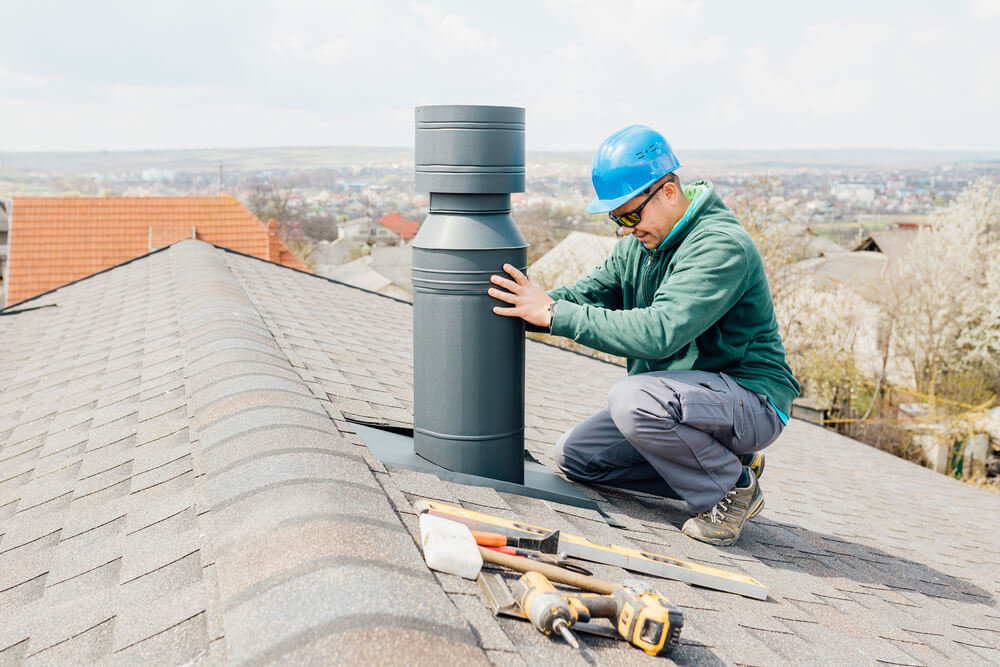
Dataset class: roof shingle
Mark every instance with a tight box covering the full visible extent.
[1,239,998,665]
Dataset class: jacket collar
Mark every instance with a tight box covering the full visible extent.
[652,180,714,253]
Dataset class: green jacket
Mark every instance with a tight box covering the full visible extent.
[547,181,800,415]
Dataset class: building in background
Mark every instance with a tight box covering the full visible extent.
[338,212,418,248]
[4,195,309,306]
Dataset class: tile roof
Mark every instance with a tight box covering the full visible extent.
[376,212,419,240]
[5,196,309,306]
[852,229,919,261]
[1,239,998,665]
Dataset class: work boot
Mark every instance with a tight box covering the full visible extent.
[681,468,763,547]
[739,452,765,480]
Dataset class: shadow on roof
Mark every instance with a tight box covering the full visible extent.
[591,487,994,605]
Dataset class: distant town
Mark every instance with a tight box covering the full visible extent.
[2,148,997,243]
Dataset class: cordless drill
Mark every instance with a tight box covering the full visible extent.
[512,572,683,655]
[564,580,684,655]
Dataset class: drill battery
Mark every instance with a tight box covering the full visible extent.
[609,579,684,655]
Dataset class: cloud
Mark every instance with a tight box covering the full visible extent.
[968,0,1000,20]
[0,1,994,151]
[686,16,997,150]
[409,2,498,56]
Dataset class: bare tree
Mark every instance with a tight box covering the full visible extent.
[245,177,296,223]
[727,174,810,311]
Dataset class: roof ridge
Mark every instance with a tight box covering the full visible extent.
[165,240,473,663]
[215,244,413,305]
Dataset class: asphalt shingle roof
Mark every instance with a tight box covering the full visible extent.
[1,239,998,665]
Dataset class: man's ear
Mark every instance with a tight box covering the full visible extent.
[664,178,679,199]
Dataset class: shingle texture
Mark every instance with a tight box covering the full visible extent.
[1,239,998,665]
[6,196,310,306]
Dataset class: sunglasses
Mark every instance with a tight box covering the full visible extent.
[608,182,665,227]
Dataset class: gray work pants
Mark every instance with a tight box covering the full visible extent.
[554,371,784,513]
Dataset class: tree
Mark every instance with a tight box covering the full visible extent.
[727,174,812,312]
[728,175,871,404]
[880,178,1000,405]
[245,177,296,224]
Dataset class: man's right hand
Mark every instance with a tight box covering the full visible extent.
[489,264,555,329]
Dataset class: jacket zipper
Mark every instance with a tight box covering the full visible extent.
[640,250,654,307]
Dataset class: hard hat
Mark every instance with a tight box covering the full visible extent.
[584,125,681,214]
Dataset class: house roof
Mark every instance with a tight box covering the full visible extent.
[528,231,619,290]
[799,232,847,258]
[796,251,888,297]
[1,239,998,665]
[320,254,412,301]
[376,213,419,240]
[5,195,309,306]
[852,229,918,261]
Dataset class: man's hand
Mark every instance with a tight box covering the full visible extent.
[489,263,555,328]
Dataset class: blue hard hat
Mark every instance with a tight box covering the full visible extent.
[584,125,681,214]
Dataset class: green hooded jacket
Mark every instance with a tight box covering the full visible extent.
[547,181,800,416]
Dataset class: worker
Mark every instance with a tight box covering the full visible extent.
[489,125,800,546]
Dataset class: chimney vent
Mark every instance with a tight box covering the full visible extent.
[411,105,527,483]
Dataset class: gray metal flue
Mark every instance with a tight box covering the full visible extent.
[411,105,527,484]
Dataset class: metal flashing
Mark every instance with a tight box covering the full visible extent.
[349,420,625,528]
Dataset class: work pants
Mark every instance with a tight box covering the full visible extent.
[554,371,784,513]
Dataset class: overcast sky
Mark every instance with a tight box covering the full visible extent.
[1,0,998,152]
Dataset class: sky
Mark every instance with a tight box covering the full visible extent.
[1,0,998,153]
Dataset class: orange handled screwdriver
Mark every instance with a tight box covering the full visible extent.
[470,529,560,554]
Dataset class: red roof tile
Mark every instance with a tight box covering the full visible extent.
[6,195,310,304]
[376,212,419,240]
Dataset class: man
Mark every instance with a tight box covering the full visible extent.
[489,125,799,546]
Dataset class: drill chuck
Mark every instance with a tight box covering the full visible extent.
[512,572,581,648]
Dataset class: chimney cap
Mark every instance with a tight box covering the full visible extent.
[415,105,525,194]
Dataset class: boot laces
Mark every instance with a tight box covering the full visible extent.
[707,490,746,524]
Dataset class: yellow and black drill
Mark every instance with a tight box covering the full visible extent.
[582,579,684,656]
[511,571,584,648]
[511,571,683,655]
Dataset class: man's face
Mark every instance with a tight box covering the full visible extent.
[611,179,683,250]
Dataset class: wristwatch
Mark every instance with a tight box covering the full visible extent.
[546,301,557,332]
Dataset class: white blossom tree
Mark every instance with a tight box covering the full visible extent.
[880,178,1000,404]
[773,278,875,407]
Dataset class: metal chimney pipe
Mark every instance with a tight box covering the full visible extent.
[411,105,527,484]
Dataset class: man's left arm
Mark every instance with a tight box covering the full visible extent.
[550,236,749,359]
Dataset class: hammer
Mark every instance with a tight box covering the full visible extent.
[420,512,615,593]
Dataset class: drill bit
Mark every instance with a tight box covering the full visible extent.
[552,618,579,649]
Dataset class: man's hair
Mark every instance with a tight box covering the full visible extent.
[643,172,679,194]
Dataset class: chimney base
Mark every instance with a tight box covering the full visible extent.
[349,420,625,528]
